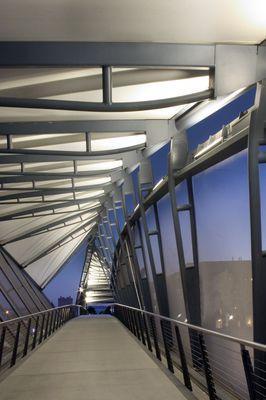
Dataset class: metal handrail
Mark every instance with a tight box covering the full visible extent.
[113,303,263,400]
[113,303,265,352]
[0,304,82,326]
[0,304,87,373]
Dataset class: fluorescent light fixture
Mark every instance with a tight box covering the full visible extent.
[113,76,209,102]
[91,134,146,152]
[78,159,123,171]
[75,176,111,187]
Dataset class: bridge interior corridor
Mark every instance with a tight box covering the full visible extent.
[0,316,189,400]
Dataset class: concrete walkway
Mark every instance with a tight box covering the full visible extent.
[0,316,188,400]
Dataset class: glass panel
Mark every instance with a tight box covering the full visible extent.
[179,210,194,267]
[150,142,170,185]
[145,207,156,232]
[193,150,252,338]
[150,235,162,274]
[157,194,187,320]
[175,180,189,206]
[187,86,256,151]
[259,161,266,250]
[124,194,135,217]
[115,206,125,232]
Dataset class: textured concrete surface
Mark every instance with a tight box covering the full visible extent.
[0,316,188,400]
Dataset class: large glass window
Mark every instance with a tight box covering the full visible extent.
[150,142,170,185]
[193,150,252,339]
[187,87,256,151]
[157,193,186,320]
[175,181,194,267]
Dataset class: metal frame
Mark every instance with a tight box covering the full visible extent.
[0,42,264,96]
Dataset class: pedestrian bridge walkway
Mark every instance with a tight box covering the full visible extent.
[0,316,188,400]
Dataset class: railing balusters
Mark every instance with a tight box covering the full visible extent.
[143,314,152,352]
[150,316,161,361]
[175,325,192,391]
[198,333,217,400]
[44,312,50,339]
[137,312,146,346]
[160,319,174,373]
[32,316,39,350]
[241,344,256,400]
[23,318,31,357]
[38,314,46,344]
[10,322,21,367]
[133,311,141,341]
[0,326,6,367]
[0,305,80,375]
[129,310,136,336]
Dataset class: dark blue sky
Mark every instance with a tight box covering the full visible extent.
[44,240,87,305]
[43,87,256,304]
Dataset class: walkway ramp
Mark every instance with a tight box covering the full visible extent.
[0,316,188,400]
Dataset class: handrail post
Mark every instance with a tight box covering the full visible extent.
[0,326,6,367]
[129,310,136,336]
[38,314,45,344]
[49,311,55,336]
[175,325,192,390]
[52,310,57,332]
[137,312,146,346]
[10,322,21,367]
[44,312,50,339]
[160,319,174,373]
[143,314,152,352]
[198,333,217,400]
[32,316,39,350]
[23,318,31,357]
[133,311,141,341]
[150,315,161,361]
[241,344,256,400]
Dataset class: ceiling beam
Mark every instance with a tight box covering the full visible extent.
[0,42,215,67]
[22,220,97,267]
[0,68,207,98]
[0,89,212,112]
[0,198,102,221]
[41,234,96,289]
[2,208,100,245]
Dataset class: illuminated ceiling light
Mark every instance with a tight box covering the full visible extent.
[113,76,210,102]
[75,176,111,186]
[78,159,123,171]
[90,134,146,152]
[228,314,234,321]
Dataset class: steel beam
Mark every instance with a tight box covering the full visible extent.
[22,220,97,267]
[2,209,100,245]
[0,89,212,112]
[0,119,166,135]
[0,198,102,221]
[0,42,215,67]
[0,68,207,99]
